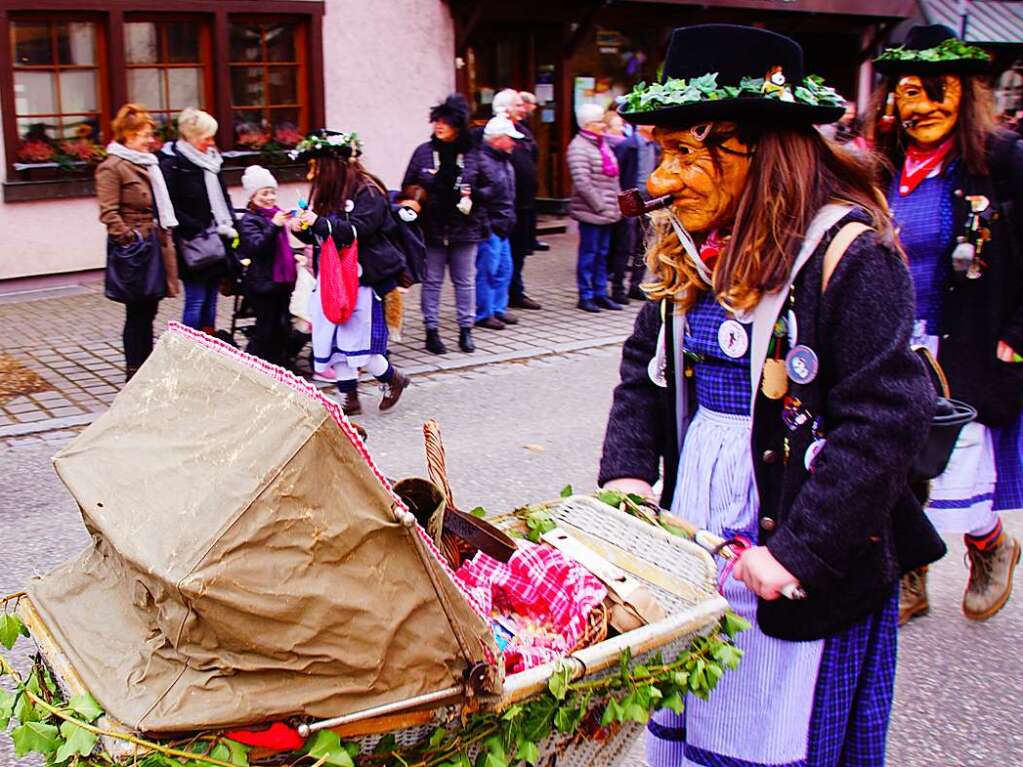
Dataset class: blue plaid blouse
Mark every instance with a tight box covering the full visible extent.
[684,290,752,416]
[887,162,959,335]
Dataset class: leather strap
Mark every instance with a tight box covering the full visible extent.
[822,221,871,292]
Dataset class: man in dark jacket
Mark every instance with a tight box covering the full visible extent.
[475,115,521,330]
[610,124,659,302]
[506,91,544,311]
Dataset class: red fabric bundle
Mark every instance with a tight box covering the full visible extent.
[319,234,359,325]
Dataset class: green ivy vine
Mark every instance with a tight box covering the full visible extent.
[0,593,747,767]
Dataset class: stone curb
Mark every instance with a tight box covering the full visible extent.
[2,335,629,441]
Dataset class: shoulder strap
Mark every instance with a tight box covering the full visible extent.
[821,221,871,293]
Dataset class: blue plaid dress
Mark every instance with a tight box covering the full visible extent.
[647,290,898,767]
[888,167,1023,518]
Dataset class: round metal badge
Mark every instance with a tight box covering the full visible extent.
[805,438,827,471]
[718,319,749,359]
[785,345,819,384]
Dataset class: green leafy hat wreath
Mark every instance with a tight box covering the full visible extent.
[874,24,992,76]
[618,24,845,128]
[289,129,363,162]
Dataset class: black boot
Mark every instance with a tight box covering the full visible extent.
[459,327,475,353]
[425,328,447,355]
[125,365,139,383]
[341,390,362,416]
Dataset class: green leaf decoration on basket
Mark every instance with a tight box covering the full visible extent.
[11,721,60,757]
[0,613,27,650]
[876,37,991,64]
[306,730,356,767]
[68,692,103,723]
[621,71,843,114]
[55,719,99,762]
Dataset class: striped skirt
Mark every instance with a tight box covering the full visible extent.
[648,407,898,767]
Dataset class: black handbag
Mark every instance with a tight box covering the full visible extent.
[910,346,977,482]
[180,225,227,271]
[104,229,166,304]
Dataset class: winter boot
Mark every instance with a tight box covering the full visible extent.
[963,534,1021,621]
[425,328,447,355]
[899,567,929,626]
[379,369,410,412]
[459,327,475,353]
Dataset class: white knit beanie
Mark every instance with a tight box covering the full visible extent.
[242,165,278,199]
[575,103,606,130]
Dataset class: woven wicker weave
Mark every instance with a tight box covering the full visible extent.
[341,495,727,767]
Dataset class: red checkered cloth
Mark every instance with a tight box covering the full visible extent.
[455,545,608,673]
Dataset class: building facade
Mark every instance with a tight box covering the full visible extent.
[2,0,1019,283]
[0,0,454,281]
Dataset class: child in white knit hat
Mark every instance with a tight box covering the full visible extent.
[237,165,297,366]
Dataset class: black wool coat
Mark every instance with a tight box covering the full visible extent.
[294,185,406,290]
[478,144,517,239]
[599,209,947,641]
[158,141,236,281]
[401,138,493,246]
[237,210,294,296]
[509,121,539,210]
[907,130,1023,426]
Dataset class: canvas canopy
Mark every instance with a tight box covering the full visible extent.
[28,324,500,733]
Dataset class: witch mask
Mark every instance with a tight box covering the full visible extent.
[895,74,962,147]
[647,121,754,234]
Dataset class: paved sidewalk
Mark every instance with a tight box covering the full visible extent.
[0,229,644,442]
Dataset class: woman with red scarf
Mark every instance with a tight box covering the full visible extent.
[872,24,1023,624]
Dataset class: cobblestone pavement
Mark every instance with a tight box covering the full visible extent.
[0,227,643,444]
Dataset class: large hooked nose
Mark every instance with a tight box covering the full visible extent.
[646,158,686,200]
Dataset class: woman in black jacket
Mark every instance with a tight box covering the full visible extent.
[159,108,237,333]
[237,165,295,366]
[601,25,944,767]
[402,94,492,355]
[290,130,408,415]
[871,24,1023,624]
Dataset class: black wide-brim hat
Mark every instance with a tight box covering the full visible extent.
[874,24,992,76]
[619,24,845,128]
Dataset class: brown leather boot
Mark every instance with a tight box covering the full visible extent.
[963,535,1021,621]
[379,369,409,412]
[899,567,929,626]
[341,390,362,416]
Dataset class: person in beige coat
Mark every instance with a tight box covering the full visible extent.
[95,103,179,380]
[566,103,622,312]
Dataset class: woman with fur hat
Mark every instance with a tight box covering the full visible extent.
[871,25,1023,625]
[290,131,409,415]
[237,165,296,366]
[599,24,944,766]
[402,94,492,355]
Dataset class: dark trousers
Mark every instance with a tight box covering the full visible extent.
[246,291,292,366]
[123,299,159,370]
[608,217,646,295]
[509,208,536,301]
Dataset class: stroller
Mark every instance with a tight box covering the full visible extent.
[218,214,312,370]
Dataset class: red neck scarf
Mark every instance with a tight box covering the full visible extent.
[699,230,730,271]
[898,137,955,197]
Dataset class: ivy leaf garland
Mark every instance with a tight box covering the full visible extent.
[876,37,991,64]
[621,71,843,113]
